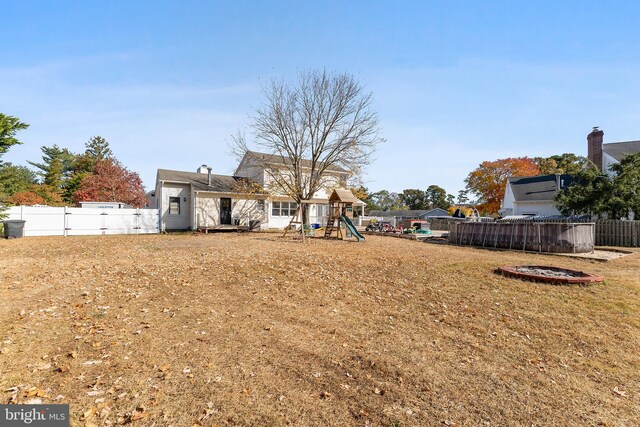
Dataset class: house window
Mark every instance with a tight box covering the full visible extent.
[257,200,265,211]
[169,197,181,215]
[317,204,329,217]
[272,201,298,216]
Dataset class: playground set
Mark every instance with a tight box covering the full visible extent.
[282,189,365,242]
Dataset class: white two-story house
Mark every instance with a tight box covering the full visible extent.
[234,151,364,228]
[152,151,363,231]
[587,127,640,175]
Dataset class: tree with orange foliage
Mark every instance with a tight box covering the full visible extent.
[72,158,148,208]
[6,191,45,206]
[464,157,540,214]
[6,184,64,206]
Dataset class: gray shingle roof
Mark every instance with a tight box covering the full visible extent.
[603,141,640,161]
[419,208,451,217]
[368,209,430,217]
[157,169,262,193]
[369,208,452,217]
[508,174,574,202]
[245,151,348,173]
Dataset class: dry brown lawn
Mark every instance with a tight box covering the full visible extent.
[0,233,639,426]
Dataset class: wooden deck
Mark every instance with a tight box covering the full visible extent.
[198,225,251,233]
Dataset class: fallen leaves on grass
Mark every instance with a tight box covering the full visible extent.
[25,387,49,398]
[613,387,627,397]
[130,407,149,422]
[1,233,639,426]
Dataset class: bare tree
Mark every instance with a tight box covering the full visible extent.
[232,70,383,223]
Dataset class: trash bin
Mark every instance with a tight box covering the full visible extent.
[3,220,26,238]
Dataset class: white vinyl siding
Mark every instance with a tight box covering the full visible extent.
[160,183,191,230]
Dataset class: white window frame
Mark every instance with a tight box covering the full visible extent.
[169,196,181,215]
[272,201,298,217]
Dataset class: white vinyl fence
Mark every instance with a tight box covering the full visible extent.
[5,206,159,237]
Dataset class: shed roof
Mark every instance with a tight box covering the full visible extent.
[157,169,264,194]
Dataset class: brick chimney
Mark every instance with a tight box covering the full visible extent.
[587,127,604,171]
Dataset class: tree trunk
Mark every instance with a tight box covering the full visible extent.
[301,203,309,226]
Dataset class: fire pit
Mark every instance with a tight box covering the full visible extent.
[497,265,604,285]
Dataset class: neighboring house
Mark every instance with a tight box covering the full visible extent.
[419,208,451,218]
[368,209,430,219]
[234,151,363,228]
[501,174,573,217]
[367,208,451,227]
[588,127,640,175]
[155,165,267,231]
[368,208,450,219]
[369,208,451,219]
[499,127,639,219]
[154,152,363,231]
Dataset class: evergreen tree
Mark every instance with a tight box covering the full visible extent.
[0,163,37,201]
[425,185,451,210]
[72,136,114,175]
[555,154,640,219]
[0,114,29,165]
[370,190,407,211]
[0,114,29,218]
[28,145,75,185]
[535,153,590,175]
[610,153,640,218]
[62,172,89,205]
[62,136,114,204]
[400,189,427,210]
[555,167,613,217]
[457,189,469,204]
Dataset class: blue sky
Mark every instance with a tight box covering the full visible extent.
[2,1,640,196]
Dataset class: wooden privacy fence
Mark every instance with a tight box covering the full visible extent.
[497,218,640,248]
[448,222,595,253]
[428,217,465,231]
[595,220,640,247]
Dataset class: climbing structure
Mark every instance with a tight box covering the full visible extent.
[324,189,365,242]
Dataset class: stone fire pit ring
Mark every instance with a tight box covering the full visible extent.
[497,265,604,285]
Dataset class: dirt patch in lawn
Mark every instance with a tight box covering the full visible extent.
[0,233,639,426]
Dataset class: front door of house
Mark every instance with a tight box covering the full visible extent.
[220,198,232,225]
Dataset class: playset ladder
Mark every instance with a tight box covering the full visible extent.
[324,209,336,238]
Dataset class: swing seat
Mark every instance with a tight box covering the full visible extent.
[303,224,315,237]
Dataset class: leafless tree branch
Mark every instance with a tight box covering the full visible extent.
[232,70,383,209]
